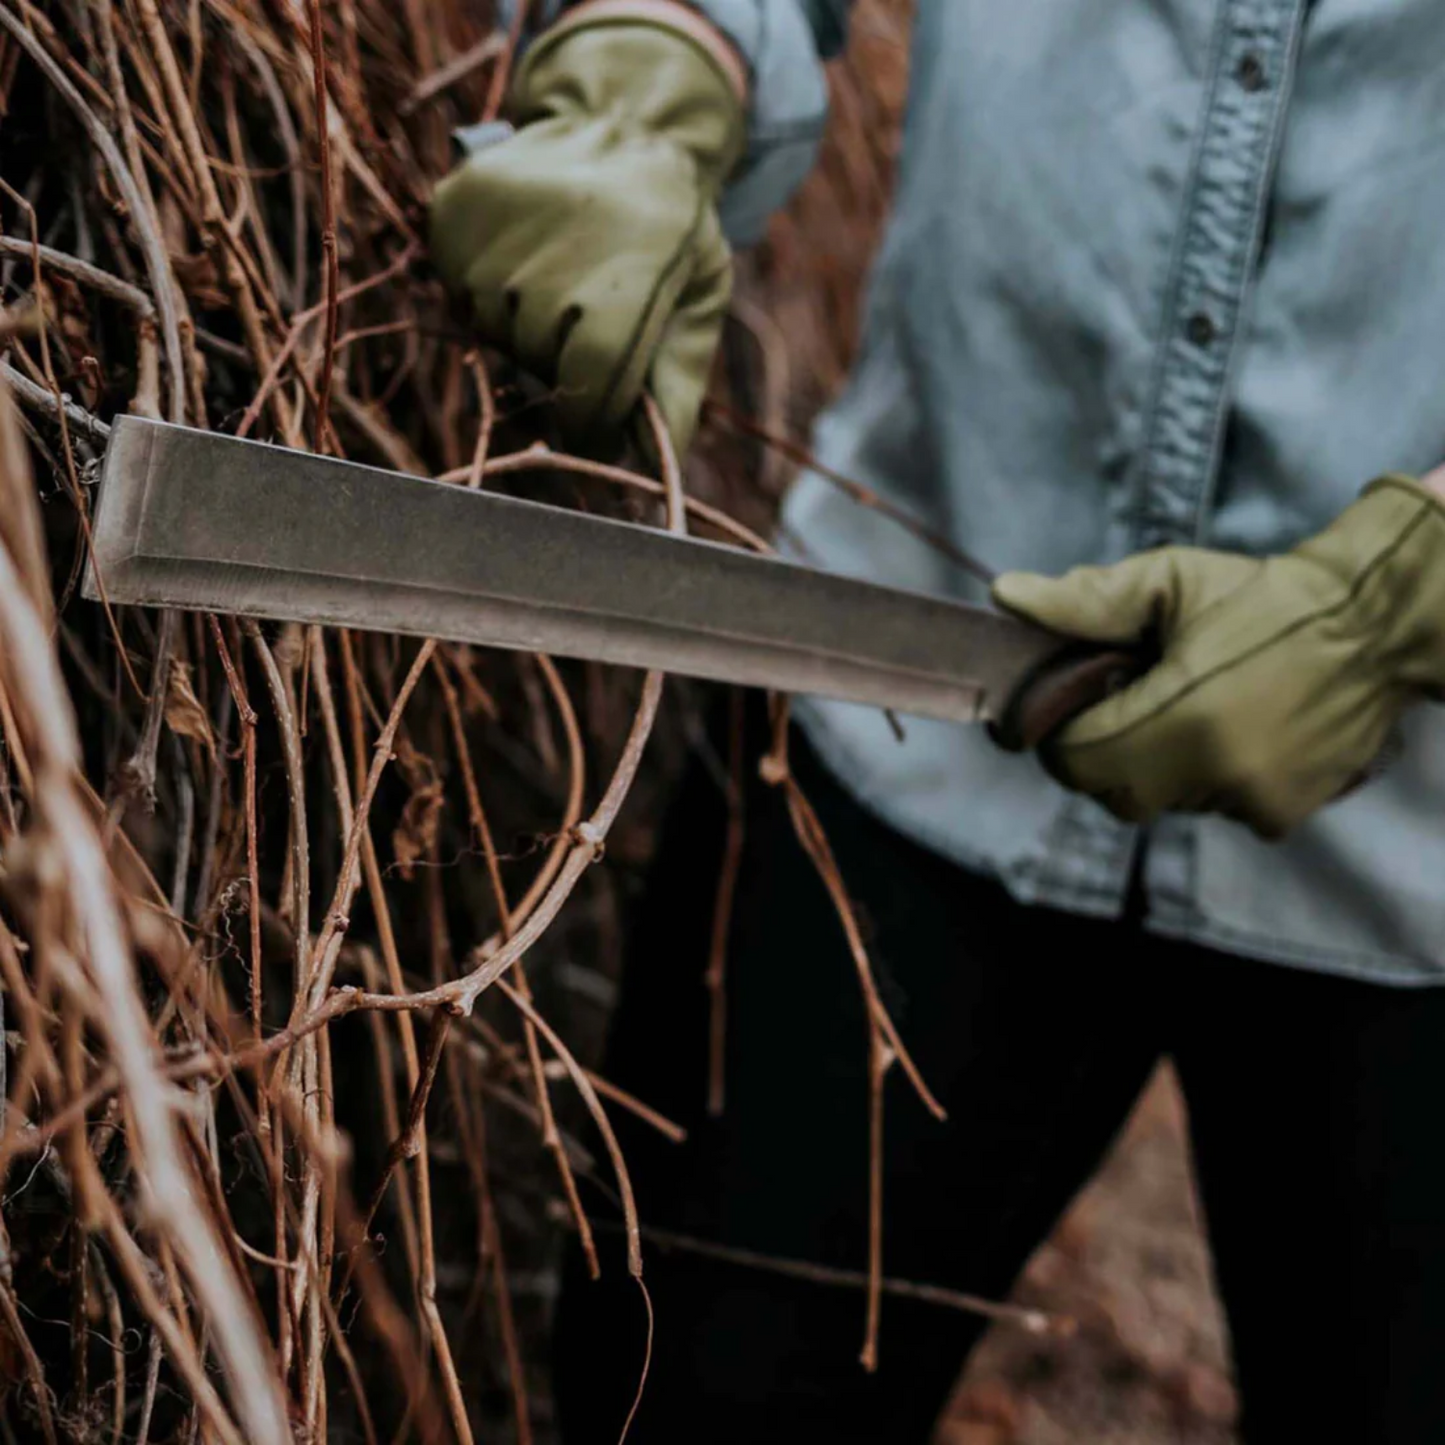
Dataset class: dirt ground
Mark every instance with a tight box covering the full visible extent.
[940,1065,1241,1445]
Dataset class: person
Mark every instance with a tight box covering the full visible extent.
[429,2,1445,1439]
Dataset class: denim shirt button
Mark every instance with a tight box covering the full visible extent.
[1186,311,1217,347]
[1237,52,1268,92]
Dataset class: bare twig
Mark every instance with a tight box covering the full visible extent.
[704,400,996,583]
[0,359,111,441]
[305,0,339,448]
[0,235,155,316]
[0,0,185,420]
[607,1221,1065,1334]
[0,408,287,1443]
[705,688,745,1117]
[0,1265,59,1445]
[400,32,505,116]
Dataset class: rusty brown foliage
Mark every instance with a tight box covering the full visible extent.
[0,0,984,1440]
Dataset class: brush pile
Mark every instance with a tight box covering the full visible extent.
[0,0,911,1441]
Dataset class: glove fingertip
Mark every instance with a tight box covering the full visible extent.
[991,570,1061,622]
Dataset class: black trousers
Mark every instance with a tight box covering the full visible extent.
[553,715,1445,1443]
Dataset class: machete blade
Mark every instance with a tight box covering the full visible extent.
[84,416,1064,727]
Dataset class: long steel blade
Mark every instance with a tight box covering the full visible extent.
[85,417,1063,725]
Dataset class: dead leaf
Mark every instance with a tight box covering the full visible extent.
[165,660,216,758]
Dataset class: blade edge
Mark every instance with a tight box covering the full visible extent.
[93,552,991,723]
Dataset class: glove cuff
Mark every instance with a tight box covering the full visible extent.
[1361,471,1445,519]
[1346,474,1445,693]
[545,1,749,104]
[512,5,748,194]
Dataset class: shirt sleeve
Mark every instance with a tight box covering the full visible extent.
[687,1,850,245]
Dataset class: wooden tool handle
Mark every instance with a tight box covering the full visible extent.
[989,642,1150,754]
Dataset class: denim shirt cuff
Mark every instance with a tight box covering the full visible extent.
[688,0,831,245]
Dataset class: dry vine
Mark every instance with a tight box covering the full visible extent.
[0,0,1030,1439]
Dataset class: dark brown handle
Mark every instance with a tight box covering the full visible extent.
[989,642,1152,753]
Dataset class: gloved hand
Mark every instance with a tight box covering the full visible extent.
[429,4,747,454]
[992,476,1445,838]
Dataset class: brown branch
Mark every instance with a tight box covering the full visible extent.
[0,235,155,316]
[705,688,746,1117]
[497,980,643,1278]
[434,644,599,1276]
[610,1221,1065,1334]
[234,244,417,439]
[356,1005,452,1253]
[0,359,111,442]
[399,31,505,116]
[438,443,771,552]
[305,0,339,448]
[0,1264,59,1445]
[703,400,996,583]
[0,442,286,1441]
[482,0,529,122]
[0,0,186,421]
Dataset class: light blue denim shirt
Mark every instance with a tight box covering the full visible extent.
[689,0,1445,984]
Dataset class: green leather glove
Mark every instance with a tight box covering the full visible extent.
[429,8,746,454]
[992,477,1445,838]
